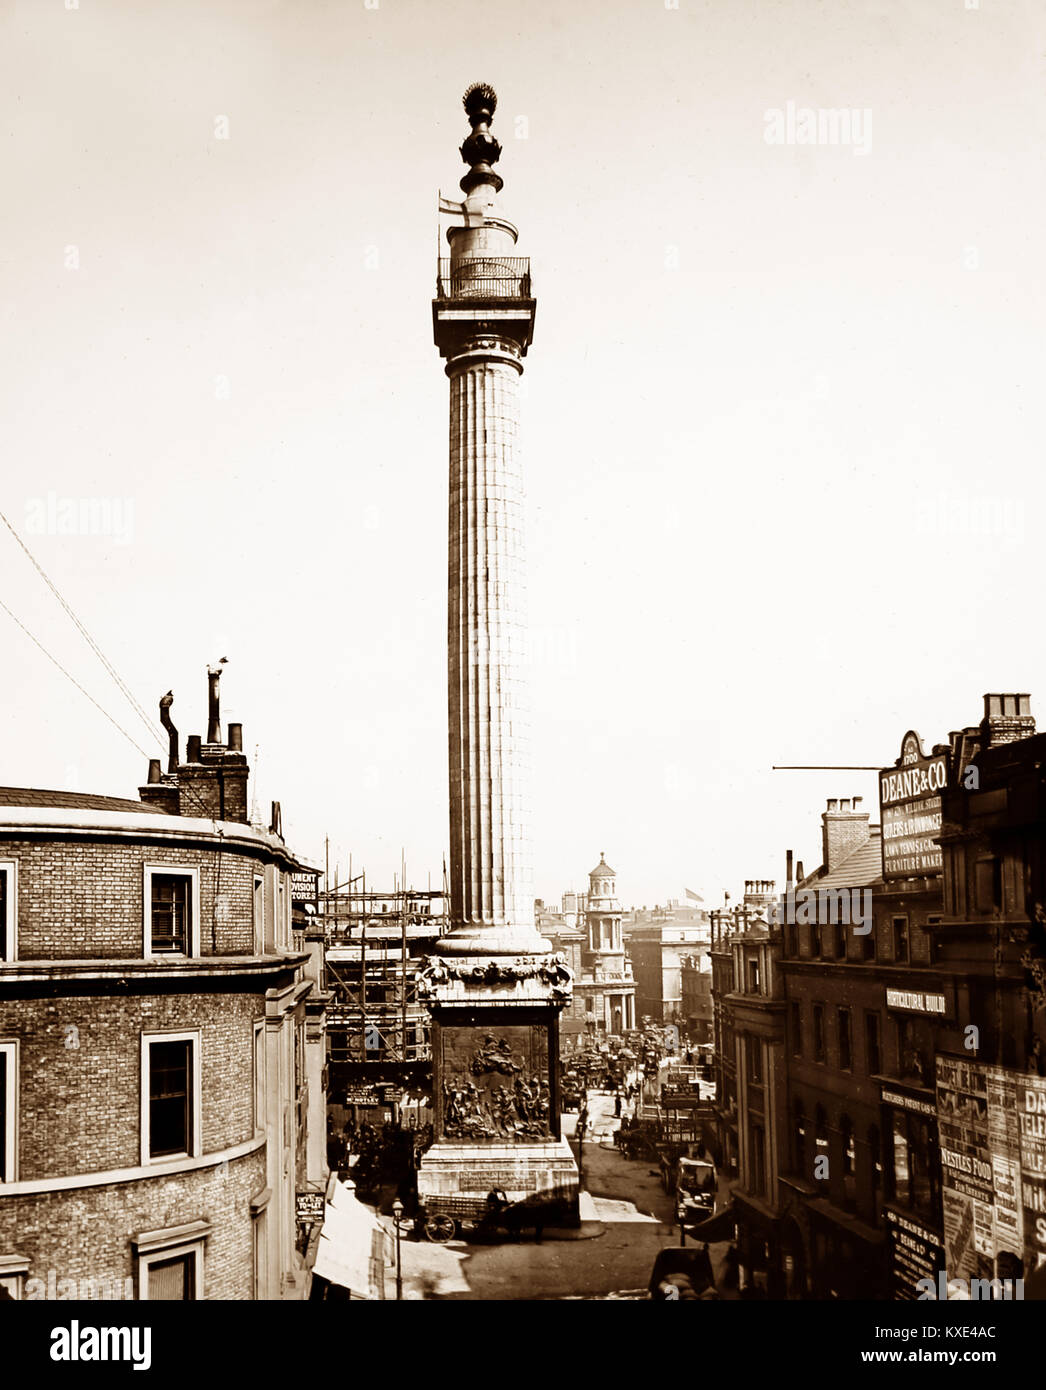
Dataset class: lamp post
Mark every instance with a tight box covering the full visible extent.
[391,1198,404,1301]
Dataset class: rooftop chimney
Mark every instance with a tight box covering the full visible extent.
[159,691,179,773]
[980,693,1034,748]
[139,666,250,823]
[822,795,871,873]
[206,660,227,746]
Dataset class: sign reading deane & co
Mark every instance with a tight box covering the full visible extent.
[879,730,946,880]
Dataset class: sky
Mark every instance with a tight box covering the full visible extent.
[1,0,1044,910]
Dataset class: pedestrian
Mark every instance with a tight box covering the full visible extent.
[614,1093,622,1118]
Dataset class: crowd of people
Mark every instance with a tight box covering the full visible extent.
[326,1115,432,1202]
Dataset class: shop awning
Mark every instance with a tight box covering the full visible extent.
[685,1203,737,1244]
[311,1178,390,1299]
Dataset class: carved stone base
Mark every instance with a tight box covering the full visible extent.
[417,1138,579,1216]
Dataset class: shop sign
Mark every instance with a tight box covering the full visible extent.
[296,1192,324,1221]
[884,1207,945,1300]
[880,1085,936,1117]
[879,731,946,879]
[886,988,947,1016]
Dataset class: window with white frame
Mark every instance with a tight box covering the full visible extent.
[0,862,17,962]
[253,875,264,954]
[134,1221,209,1300]
[0,1041,17,1183]
[144,866,200,957]
[0,1255,28,1300]
[141,1031,200,1164]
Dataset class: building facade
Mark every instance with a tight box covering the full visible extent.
[0,674,325,1300]
[627,904,710,1025]
[715,694,1046,1299]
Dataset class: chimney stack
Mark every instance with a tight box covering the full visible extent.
[822,795,871,873]
[980,693,1034,748]
[138,693,182,814]
[139,666,250,823]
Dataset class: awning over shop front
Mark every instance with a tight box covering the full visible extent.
[311,1178,390,1299]
[685,1202,737,1244]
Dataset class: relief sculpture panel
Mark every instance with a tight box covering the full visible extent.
[439,1026,553,1143]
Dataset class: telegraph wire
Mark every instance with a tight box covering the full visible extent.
[0,591,152,760]
[0,507,164,747]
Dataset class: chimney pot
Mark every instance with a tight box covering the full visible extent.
[827,798,838,812]
[206,664,223,745]
[186,735,202,762]
[839,798,851,813]
[853,796,863,810]
[228,723,243,752]
[147,759,161,784]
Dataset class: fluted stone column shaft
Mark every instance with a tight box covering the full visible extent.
[446,344,534,941]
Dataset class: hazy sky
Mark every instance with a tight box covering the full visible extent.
[2,0,1043,909]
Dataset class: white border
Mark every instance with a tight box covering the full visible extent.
[140,1029,201,1166]
[143,864,200,958]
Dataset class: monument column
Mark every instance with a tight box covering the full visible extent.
[416,84,579,1223]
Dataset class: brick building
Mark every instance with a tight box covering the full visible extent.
[0,670,325,1300]
[627,904,710,1025]
[714,693,1046,1299]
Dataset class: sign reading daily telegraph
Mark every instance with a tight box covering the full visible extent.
[879,730,947,880]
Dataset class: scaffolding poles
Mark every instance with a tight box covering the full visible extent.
[317,866,447,1066]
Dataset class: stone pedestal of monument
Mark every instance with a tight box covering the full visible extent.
[415,958,580,1222]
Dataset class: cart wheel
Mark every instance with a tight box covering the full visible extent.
[424,1214,457,1243]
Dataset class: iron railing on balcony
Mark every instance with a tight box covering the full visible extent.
[436,256,531,301]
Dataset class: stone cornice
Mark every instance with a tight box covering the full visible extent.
[0,953,308,987]
[0,805,316,874]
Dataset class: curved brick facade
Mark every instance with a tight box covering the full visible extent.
[0,802,324,1301]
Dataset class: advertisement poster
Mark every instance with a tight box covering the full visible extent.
[878,733,947,880]
[935,1055,992,1280]
[986,1066,1024,1259]
[1017,1073,1046,1274]
[884,1207,945,1300]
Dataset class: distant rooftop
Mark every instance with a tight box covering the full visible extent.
[0,787,171,816]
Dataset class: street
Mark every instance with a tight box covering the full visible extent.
[395,1089,733,1300]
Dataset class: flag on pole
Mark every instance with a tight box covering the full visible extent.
[438,192,487,226]
[684,887,704,903]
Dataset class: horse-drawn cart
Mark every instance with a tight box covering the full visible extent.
[416,1188,569,1243]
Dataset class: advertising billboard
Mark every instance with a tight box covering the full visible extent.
[879,730,946,880]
